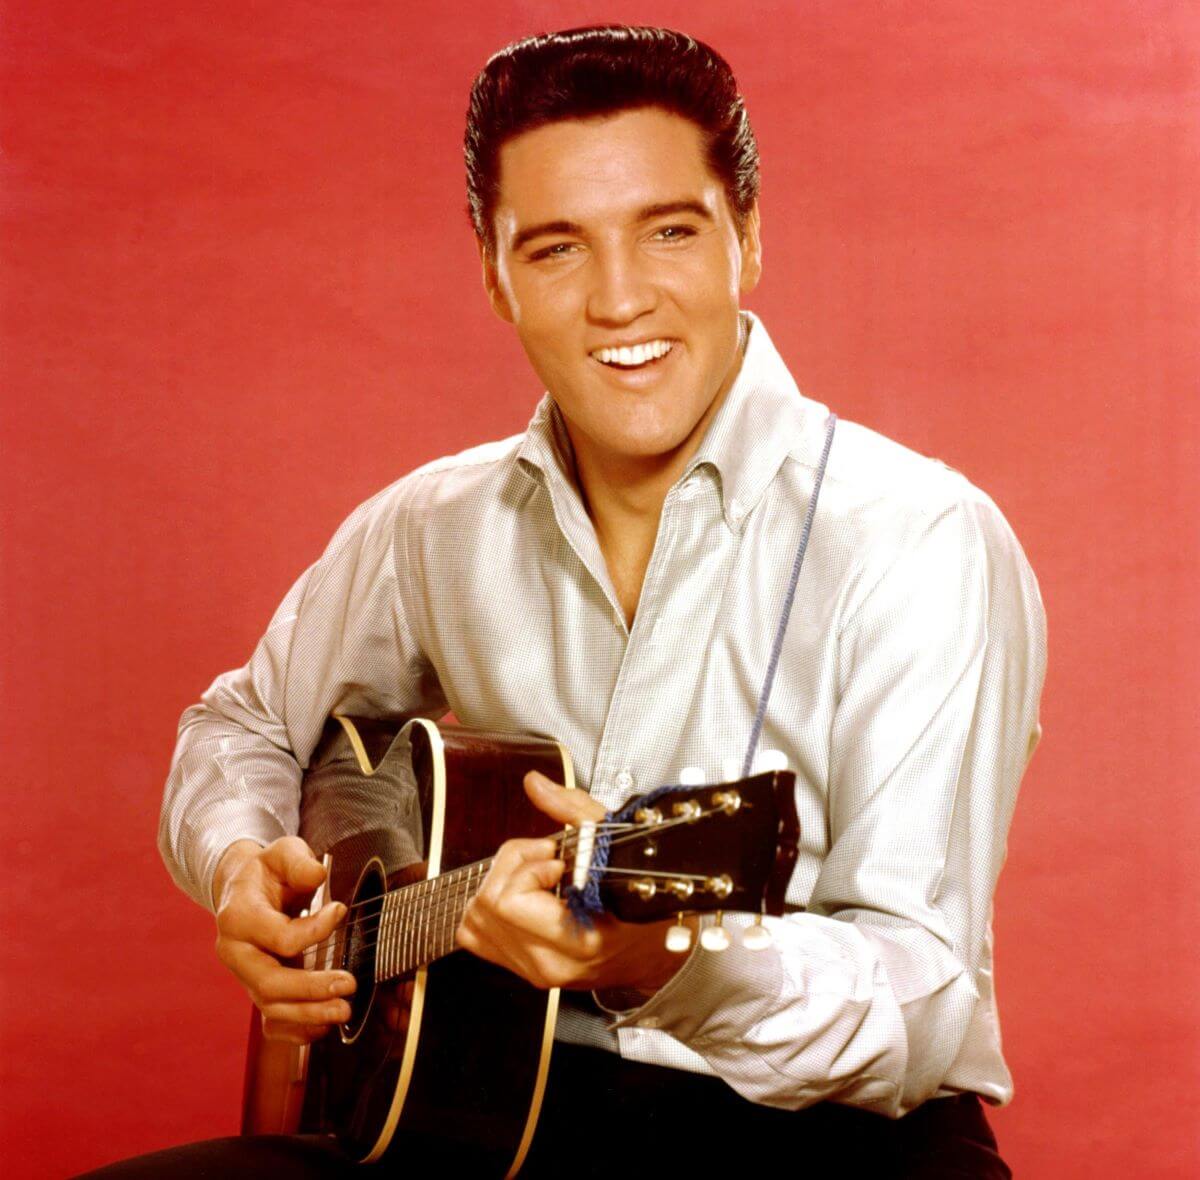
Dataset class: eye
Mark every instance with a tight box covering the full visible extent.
[529,242,579,261]
[652,225,697,243]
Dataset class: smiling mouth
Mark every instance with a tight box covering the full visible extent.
[590,339,675,370]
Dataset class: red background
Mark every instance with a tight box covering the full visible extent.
[2,2,1197,1176]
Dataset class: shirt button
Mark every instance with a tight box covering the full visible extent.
[728,496,745,522]
[615,769,634,791]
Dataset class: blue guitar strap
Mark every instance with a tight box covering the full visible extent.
[741,411,838,777]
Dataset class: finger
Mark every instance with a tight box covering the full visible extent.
[456,916,599,990]
[262,836,327,891]
[259,997,353,1026]
[461,879,572,951]
[221,941,356,1003]
[494,836,561,867]
[479,837,559,900]
[275,900,347,958]
[261,1017,332,1044]
[510,856,566,894]
[223,898,347,960]
[524,771,606,824]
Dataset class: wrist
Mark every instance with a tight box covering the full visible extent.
[608,917,695,999]
[636,916,697,990]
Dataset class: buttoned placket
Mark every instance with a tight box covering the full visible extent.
[542,466,733,812]
[587,481,686,811]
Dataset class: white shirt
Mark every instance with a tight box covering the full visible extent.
[159,312,1046,1116]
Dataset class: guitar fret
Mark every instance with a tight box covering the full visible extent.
[444,869,461,959]
[378,895,388,982]
[431,877,440,962]
[395,892,405,977]
[438,872,454,961]
[415,877,428,971]
[402,885,412,976]
[378,897,388,982]
[398,888,408,984]
[429,876,440,966]
[400,893,410,979]
[408,882,420,973]
[418,880,428,968]
[377,894,391,982]
[436,873,453,961]
[412,876,430,974]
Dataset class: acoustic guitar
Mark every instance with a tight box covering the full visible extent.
[241,715,799,1175]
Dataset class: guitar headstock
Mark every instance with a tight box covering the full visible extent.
[565,770,799,926]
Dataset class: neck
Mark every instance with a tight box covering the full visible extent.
[371,858,492,982]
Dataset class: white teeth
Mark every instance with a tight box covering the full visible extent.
[592,339,673,367]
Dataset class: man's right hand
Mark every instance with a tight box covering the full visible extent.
[213,836,356,1044]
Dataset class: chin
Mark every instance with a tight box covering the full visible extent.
[609,427,696,462]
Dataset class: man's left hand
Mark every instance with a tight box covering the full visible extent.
[455,771,686,994]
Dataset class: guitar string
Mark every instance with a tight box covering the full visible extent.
[301,804,740,963]
[300,820,660,960]
[316,821,629,928]
[331,782,746,926]
[331,862,727,972]
[312,817,744,976]
[310,802,732,941]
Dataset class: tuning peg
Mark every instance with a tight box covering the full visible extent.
[665,915,693,954]
[752,749,789,774]
[741,915,772,951]
[700,912,731,952]
[678,766,706,786]
[711,789,742,815]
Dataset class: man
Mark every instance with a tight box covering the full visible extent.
[134,24,1043,1179]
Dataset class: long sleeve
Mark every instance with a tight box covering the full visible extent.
[158,478,446,910]
[613,493,1046,1116]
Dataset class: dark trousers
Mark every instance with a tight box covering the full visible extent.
[80,1042,1010,1178]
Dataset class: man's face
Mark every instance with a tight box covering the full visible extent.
[482,107,761,473]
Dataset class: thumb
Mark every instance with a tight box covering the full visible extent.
[524,771,606,825]
[265,836,327,890]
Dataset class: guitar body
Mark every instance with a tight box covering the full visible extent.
[243,716,575,1176]
[242,714,799,1175]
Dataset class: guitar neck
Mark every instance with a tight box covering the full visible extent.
[374,857,493,982]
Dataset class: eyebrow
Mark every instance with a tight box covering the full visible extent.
[509,200,715,253]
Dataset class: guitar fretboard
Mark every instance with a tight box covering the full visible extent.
[374,859,492,981]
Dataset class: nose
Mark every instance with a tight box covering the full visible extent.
[585,243,657,326]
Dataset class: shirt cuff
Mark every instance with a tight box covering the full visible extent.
[195,804,290,912]
[602,912,784,1042]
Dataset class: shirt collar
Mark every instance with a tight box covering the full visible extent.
[516,311,829,527]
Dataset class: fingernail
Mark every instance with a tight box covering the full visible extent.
[329,976,355,997]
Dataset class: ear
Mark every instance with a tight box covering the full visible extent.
[737,202,762,295]
[478,236,515,324]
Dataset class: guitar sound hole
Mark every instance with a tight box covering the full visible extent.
[339,858,384,1043]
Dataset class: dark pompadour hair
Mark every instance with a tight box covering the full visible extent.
[465,25,760,255]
